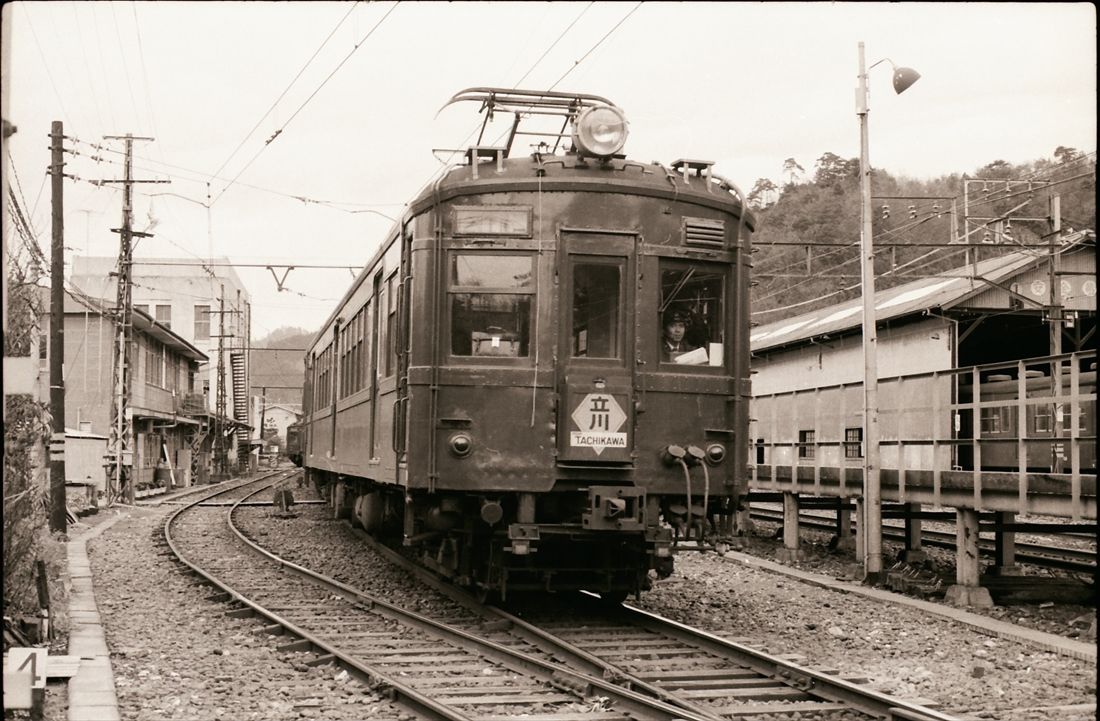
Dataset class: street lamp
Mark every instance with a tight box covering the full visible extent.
[856,41,919,583]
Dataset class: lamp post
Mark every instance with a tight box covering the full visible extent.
[856,41,919,583]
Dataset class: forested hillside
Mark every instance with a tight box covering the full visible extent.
[251,327,313,406]
[747,147,1095,325]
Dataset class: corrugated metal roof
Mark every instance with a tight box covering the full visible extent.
[751,238,1092,353]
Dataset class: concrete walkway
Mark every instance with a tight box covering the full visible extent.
[66,513,127,721]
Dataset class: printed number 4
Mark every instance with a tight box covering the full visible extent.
[17,652,42,686]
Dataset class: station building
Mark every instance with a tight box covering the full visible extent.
[748,237,1095,604]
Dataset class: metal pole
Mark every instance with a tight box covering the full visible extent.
[857,42,883,582]
[1048,195,1063,473]
[49,121,67,534]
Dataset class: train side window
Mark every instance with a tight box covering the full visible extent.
[572,261,622,358]
[658,260,725,367]
[1033,404,1054,433]
[449,253,533,358]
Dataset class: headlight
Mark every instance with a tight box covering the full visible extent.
[449,433,472,457]
[705,443,726,465]
[573,105,629,158]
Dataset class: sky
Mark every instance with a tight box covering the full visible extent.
[3,1,1095,338]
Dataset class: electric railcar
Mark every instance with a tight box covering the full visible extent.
[959,365,1097,473]
[299,88,755,600]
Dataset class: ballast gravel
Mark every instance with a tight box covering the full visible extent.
[86,505,409,721]
[234,504,1096,721]
[77,492,1095,721]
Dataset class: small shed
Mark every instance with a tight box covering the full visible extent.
[65,427,109,506]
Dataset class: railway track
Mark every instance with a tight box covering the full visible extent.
[749,508,1097,573]
[161,471,722,721]
[339,525,960,721]
[161,473,959,720]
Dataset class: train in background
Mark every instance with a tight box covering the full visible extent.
[285,422,303,467]
[957,360,1096,473]
[297,88,755,600]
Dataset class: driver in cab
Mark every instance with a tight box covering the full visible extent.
[661,311,706,364]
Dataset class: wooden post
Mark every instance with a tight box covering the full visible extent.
[49,121,66,534]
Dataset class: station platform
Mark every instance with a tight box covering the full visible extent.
[66,513,126,721]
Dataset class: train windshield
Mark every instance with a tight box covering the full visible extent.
[449,253,534,358]
[659,260,725,367]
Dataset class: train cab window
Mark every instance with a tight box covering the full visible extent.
[572,262,622,358]
[659,261,725,367]
[449,253,533,358]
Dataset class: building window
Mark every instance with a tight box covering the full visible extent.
[155,304,172,329]
[798,430,815,459]
[133,304,149,316]
[845,427,864,459]
[194,305,211,341]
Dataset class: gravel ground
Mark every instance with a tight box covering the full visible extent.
[636,549,1095,721]
[41,486,1093,721]
[745,515,1097,640]
[84,502,409,721]
[232,504,1095,721]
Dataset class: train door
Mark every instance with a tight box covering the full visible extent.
[369,272,383,459]
[556,231,636,465]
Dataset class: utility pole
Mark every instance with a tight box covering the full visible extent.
[1048,194,1064,473]
[101,133,168,504]
[48,121,66,534]
[213,285,228,481]
[259,385,267,458]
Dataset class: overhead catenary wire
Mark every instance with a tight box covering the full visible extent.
[210,1,400,207]
[208,0,364,182]
[19,3,74,128]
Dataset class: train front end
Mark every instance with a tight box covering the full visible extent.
[396,90,755,600]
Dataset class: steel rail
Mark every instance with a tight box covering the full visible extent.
[345,525,727,720]
[749,508,1097,572]
[171,476,714,721]
[613,598,962,721]
[164,472,470,721]
[337,521,959,721]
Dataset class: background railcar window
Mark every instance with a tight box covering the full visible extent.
[659,261,725,367]
[572,262,621,358]
[450,253,533,358]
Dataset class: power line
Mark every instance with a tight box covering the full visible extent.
[109,1,143,130]
[546,2,644,91]
[513,2,595,88]
[209,1,363,182]
[19,4,74,127]
[211,1,401,206]
[130,3,161,142]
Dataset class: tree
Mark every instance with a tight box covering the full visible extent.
[813,152,859,187]
[782,157,805,186]
[1054,145,1080,164]
[748,178,779,208]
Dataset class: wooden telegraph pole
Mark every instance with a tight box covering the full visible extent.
[48,121,66,534]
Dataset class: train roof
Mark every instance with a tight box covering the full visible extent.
[751,233,1095,354]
